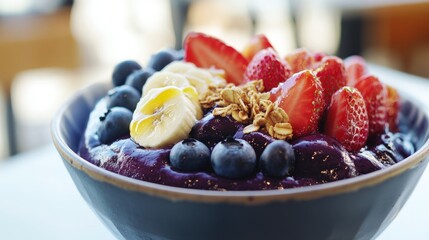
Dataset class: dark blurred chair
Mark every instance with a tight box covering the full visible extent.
[0,6,80,155]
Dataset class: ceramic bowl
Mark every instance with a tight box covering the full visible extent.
[51,82,429,240]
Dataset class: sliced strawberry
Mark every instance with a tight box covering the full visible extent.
[314,56,347,107]
[270,70,325,138]
[385,84,400,131]
[242,34,274,62]
[184,32,248,85]
[244,48,291,91]
[324,87,369,151]
[344,55,367,87]
[354,75,388,135]
[284,48,315,74]
[313,52,327,63]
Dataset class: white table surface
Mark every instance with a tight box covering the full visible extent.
[0,65,428,240]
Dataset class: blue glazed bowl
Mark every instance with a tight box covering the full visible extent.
[52,82,429,240]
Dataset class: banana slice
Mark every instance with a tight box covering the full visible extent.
[163,61,225,82]
[130,86,202,148]
[182,86,203,119]
[164,62,227,96]
[151,61,227,100]
[208,67,226,79]
[186,68,213,83]
[184,75,210,98]
[211,75,227,86]
[162,61,196,74]
[162,62,210,97]
[143,72,191,96]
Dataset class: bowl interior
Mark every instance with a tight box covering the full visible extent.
[398,97,429,148]
[58,83,110,153]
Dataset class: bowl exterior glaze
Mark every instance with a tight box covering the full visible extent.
[52,83,429,240]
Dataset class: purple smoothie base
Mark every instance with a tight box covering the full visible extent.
[78,98,414,191]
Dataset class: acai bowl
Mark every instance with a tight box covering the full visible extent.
[51,32,429,240]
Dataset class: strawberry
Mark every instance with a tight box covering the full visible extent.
[244,48,291,91]
[270,70,325,138]
[242,34,274,62]
[184,32,248,85]
[344,55,367,87]
[354,75,388,135]
[284,48,315,74]
[385,84,400,131]
[324,87,369,151]
[313,52,327,63]
[314,56,347,107]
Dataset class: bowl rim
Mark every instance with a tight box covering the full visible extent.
[51,82,429,204]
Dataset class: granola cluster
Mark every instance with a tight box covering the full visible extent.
[200,80,293,140]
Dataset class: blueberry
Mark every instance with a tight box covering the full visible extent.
[125,68,155,93]
[147,50,177,71]
[260,140,295,178]
[170,138,211,171]
[211,138,257,179]
[392,133,415,158]
[112,60,142,86]
[97,107,133,144]
[378,131,414,162]
[106,85,141,111]
[373,144,398,165]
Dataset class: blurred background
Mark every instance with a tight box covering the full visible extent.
[0,0,429,159]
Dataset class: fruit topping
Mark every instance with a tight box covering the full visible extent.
[242,34,274,62]
[270,70,325,138]
[390,133,415,158]
[184,32,248,85]
[106,85,141,111]
[293,134,357,182]
[284,48,316,74]
[313,52,327,62]
[375,130,414,161]
[81,32,410,187]
[162,60,196,73]
[344,55,367,87]
[97,107,133,144]
[125,68,155,93]
[162,61,227,98]
[314,56,347,106]
[112,60,142,86]
[140,69,206,119]
[324,87,369,151]
[259,140,295,178]
[170,138,211,171]
[354,75,388,135]
[146,49,178,71]
[211,138,257,179]
[373,144,397,166]
[130,86,202,148]
[143,72,191,96]
[244,48,291,91]
[146,61,227,98]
